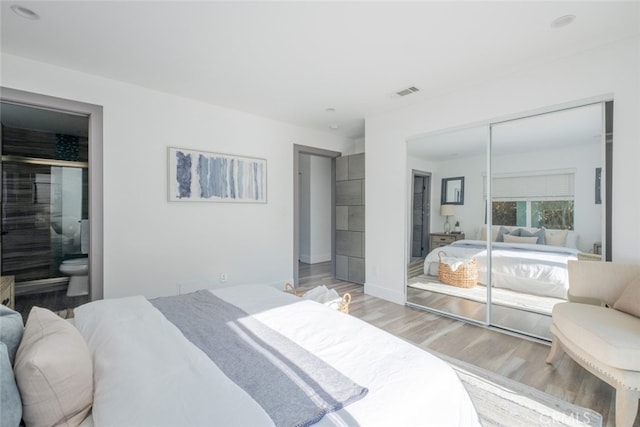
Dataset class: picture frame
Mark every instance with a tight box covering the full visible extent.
[441,176,465,205]
[168,147,267,203]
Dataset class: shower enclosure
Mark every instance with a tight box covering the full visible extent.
[1,101,89,311]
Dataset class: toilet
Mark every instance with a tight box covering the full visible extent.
[60,257,89,297]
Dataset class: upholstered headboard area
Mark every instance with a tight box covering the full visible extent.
[478,225,579,249]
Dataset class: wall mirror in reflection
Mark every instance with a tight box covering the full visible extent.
[441,176,464,205]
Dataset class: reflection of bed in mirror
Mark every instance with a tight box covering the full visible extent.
[423,239,578,297]
[409,226,581,316]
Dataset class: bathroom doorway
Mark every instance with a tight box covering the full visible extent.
[0,89,103,320]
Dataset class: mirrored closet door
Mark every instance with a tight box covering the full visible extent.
[488,103,606,340]
[406,125,489,325]
[406,100,611,341]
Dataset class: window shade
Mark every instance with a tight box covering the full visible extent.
[485,171,575,199]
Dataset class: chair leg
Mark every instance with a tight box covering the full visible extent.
[615,388,640,427]
[545,338,564,365]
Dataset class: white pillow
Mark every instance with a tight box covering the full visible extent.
[545,229,569,247]
[503,234,538,244]
[14,307,93,427]
[479,225,500,242]
[565,231,579,249]
[613,275,640,318]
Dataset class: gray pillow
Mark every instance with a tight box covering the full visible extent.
[0,305,24,364]
[0,342,22,427]
[508,228,522,236]
[495,226,511,242]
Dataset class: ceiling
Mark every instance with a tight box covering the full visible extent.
[1,2,639,140]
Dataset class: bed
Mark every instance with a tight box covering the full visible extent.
[424,239,580,299]
[6,284,480,427]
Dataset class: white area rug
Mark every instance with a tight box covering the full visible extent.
[437,351,602,427]
[408,276,564,315]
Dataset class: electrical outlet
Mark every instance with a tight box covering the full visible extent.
[219,273,227,283]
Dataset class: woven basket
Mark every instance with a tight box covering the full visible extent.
[284,283,351,314]
[284,282,305,297]
[438,252,478,288]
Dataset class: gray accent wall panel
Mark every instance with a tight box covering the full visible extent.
[336,230,349,256]
[336,255,349,280]
[336,206,348,231]
[348,257,365,284]
[347,231,363,257]
[336,231,362,257]
[336,180,363,205]
[348,153,365,180]
[336,156,348,181]
[348,206,365,232]
[334,154,365,284]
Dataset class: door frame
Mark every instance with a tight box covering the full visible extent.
[0,87,104,300]
[410,170,431,258]
[293,144,341,287]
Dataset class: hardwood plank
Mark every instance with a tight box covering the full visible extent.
[297,262,638,427]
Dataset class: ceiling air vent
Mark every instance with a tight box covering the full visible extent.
[396,86,420,97]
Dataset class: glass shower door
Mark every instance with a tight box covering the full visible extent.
[1,161,87,288]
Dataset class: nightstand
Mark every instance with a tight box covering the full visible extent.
[1,276,15,310]
[429,233,465,252]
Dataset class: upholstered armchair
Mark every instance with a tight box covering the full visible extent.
[546,260,640,427]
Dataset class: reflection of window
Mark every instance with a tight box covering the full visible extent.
[531,200,574,229]
[487,169,575,229]
[492,200,574,229]
[492,201,521,226]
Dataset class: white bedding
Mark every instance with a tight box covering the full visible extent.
[425,240,579,299]
[74,285,480,427]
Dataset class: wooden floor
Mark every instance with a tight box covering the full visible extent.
[406,286,553,340]
[14,289,88,322]
[298,261,639,427]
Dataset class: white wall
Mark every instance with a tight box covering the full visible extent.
[367,36,640,304]
[309,156,332,263]
[299,154,332,264]
[299,154,312,261]
[1,53,357,298]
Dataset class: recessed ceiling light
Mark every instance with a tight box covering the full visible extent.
[550,15,576,29]
[11,4,39,20]
[325,108,336,113]
[328,123,339,130]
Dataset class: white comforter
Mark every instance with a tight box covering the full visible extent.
[425,240,579,299]
[74,285,479,427]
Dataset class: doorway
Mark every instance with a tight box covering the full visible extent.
[411,171,431,258]
[293,145,341,287]
[298,153,332,286]
[0,87,103,319]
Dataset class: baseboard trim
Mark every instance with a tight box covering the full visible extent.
[364,282,405,305]
[299,254,331,264]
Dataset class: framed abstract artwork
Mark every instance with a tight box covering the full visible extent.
[168,147,267,203]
